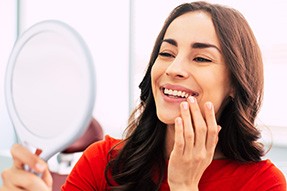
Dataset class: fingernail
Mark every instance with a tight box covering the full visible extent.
[206,102,213,110]
[182,102,188,110]
[35,163,45,171]
[176,117,182,125]
[189,96,195,103]
[35,148,42,156]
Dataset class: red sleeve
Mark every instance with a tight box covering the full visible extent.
[255,160,286,191]
[61,135,120,191]
[199,159,286,191]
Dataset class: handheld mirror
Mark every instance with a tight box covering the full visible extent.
[5,20,95,161]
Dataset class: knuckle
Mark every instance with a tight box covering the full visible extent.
[194,152,205,162]
[185,133,194,140]
[1,169,11,182]
[11,144,21,155]
[174,141,184,150]
[206,150,215,158]
[209,127,218,136]
[1,169,7,181]
[197,124,207,133]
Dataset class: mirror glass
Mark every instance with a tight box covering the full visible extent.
[5,20,95,160]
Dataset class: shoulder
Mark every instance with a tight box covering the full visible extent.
[81,135,123,171]
[83,135,122,158]
[200,159,286,190]
[253,160,286,190]
[240,159,285,180]
[62,135,123,190]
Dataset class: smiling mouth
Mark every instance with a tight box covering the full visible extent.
[163,88,199,99]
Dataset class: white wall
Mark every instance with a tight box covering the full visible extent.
[0,0,17,149]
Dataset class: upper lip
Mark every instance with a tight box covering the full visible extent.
[160,84,199,97]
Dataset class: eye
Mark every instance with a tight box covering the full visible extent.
[193,57,212,63]
[158,52,175,58]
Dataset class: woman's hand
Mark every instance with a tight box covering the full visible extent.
[0,144,52,191]
[168,96,221,191]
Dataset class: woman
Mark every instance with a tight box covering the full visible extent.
[1,1,286,191]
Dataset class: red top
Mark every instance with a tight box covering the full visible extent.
[62,135,286,191]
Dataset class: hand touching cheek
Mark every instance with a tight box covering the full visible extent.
[168,97,221,191]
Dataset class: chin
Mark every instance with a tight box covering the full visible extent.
[156,110,178,125]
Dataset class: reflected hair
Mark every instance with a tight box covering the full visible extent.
[105,1,264,190]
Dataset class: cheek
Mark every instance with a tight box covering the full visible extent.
[198,72,232,114]
[151,66,157,94]
[151,61,165,90]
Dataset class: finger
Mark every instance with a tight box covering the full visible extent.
[0,169,23,190]
[180,101,194,154]
[42,166,53,188]
[13,168,51,190]
[173,117,185,155]
[0,182,23,191]
[1,168,25,188]
[11,144,46,174]
[204,102,220,153]
[1,167,51,191]
[187,96,207,147]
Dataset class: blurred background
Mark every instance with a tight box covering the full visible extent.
[0,0,286,184]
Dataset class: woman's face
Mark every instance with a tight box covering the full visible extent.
[151,11,233,125]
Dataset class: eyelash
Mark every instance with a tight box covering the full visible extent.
[159,52,212,63]
[158,52,174,58]
[193,57,212,63]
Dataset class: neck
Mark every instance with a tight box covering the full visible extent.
[165,124,226,160]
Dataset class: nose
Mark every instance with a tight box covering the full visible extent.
[165,57,189,79]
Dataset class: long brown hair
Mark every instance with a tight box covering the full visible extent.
[105,1,264,190]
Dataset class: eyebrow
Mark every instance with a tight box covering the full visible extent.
[161,38,221,53]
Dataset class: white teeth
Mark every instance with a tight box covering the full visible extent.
[164,88,189,98]
[172,90,178,96]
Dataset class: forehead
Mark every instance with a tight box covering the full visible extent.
[164,11,221,48]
